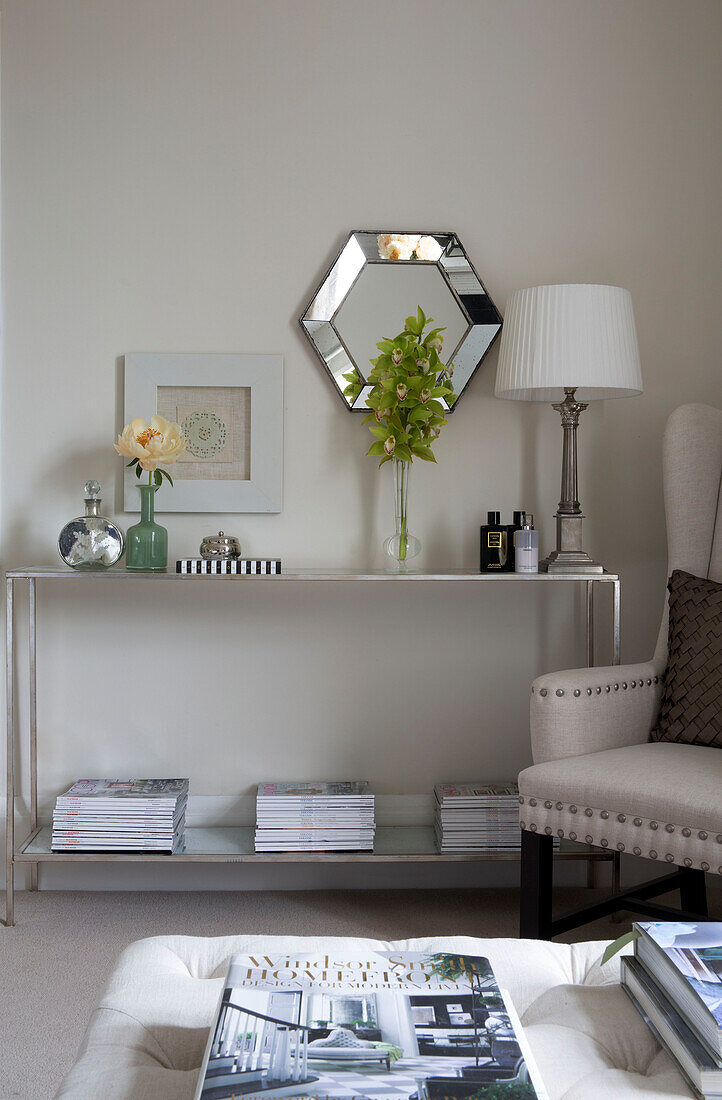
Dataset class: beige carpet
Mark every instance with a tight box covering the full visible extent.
[2,887,720,1099]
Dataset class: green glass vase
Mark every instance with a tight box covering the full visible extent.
[126,484,167,572]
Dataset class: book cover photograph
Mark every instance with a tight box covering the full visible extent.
[195,950,544,1100]
[639,922,722,1024]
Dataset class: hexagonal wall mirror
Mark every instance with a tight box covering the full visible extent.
[300,231,503,411]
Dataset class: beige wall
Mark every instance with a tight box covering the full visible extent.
[1,0,720,888]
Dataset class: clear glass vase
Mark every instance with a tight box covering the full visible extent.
[126,484,168,572]
[384,457,420,569]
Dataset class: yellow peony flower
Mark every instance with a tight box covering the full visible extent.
[115,415,186,472]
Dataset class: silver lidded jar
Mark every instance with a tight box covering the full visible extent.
[58,481,125,569]
[200,531,241,560]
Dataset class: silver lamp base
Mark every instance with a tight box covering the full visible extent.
[541,389,605,574]
[540,516,604,573]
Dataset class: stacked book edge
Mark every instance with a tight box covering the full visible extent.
[621,921,722,1099]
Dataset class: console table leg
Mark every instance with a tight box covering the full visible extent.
[6,579,15,926]
[586,581,595,668]
[613,579,621,666]
[29,579,38,892]
[586,859,597,889]
[611,850,623,922]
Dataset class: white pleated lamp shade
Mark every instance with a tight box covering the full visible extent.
[494,284,643,401]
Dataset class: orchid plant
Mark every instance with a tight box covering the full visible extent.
[342,306,456,466]
[115,415,187,487]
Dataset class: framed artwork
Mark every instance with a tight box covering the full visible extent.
[123,353,283,513]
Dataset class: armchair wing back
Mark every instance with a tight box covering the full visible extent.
[654,403,722,662]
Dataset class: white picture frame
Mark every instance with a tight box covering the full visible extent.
[123,353,283,513]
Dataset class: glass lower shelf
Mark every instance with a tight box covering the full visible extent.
[16,826,615,863]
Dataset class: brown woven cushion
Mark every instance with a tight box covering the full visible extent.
[651,569,722,746]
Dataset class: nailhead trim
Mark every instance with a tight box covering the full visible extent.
[587,688,592,696]
[573,689,581,697]
[605,685,610,692]
[556,689,564,697]
[539,689,547,697]
[614,683,619,691]
[631,680,636,688]
[596,687,602,694]
[517,794,717,870]
[623,682,628,689]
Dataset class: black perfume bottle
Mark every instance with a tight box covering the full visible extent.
[480,511,511,571]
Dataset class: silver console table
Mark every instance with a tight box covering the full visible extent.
[5,567,621,926]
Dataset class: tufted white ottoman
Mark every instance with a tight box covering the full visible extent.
[56,934,696,1100]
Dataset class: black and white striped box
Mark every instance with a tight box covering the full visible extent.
[176,559,282,575]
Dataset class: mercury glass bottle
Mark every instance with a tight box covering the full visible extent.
[126,483,168,572]
[384,457,420,569]
[58,481,124,569]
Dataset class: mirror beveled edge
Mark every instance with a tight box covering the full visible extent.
[300,230,503,412]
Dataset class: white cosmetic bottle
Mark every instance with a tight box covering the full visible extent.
[514,512,539,573]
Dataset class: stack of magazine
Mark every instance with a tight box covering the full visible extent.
[621,921,722,1099]
[434,782,524,853]
[51,778,188,852]
[255,781,375,851]
[194,945,547,1099]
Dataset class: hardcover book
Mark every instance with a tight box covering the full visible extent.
[194,948,546,1099]
[622,957,722,1099]
[635,922,722,1061]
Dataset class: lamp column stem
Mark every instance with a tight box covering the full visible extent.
[556,388,586,515]
[541,387,603,574]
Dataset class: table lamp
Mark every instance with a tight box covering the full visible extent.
[494,283,642,573]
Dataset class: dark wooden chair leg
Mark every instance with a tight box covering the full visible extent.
[520,830,554,940]
[678,867,708,917]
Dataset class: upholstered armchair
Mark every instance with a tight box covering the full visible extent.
[519,403,722,938]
